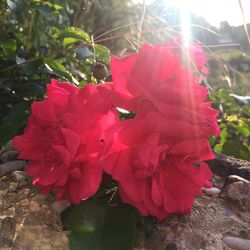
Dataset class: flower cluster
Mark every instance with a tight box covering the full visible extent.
[13,79,118,203]
[98,43,219,219]
[13,42,219,220]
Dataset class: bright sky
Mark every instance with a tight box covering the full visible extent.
[134,0,250,27]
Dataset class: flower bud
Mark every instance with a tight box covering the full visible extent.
[93,63,108,81]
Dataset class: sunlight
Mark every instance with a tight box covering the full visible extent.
[179,1,191,47]
[135,0,250,27]
[167,1,197,116]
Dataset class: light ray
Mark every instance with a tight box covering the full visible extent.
[180,1,191,47]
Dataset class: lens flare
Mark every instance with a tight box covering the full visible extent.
[180,2,191,47]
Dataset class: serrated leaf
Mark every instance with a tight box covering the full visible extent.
[60,27,91,43]
[61,199,135,250]
[62,38,81,49]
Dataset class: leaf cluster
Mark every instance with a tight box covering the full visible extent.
[0,0,111,148]
[210,89,250,160]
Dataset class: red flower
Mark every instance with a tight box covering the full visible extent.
[170,37,209,76]
[13,79,118,203]
[99,43,219,219]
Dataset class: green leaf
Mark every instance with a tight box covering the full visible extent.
[62,38,81,49]
[19,60,42,75]
[44,59,79,85]
[214,143,223,153]
[0,102,30,148]
[0,39,17,59]
[60,27,91,43]
[217,89,232,102]
[33,0,62,20]
[208,136,216,146]
[101,203,135,250]
[237,119,250,137]
[61,199,135,250]
[94,44,110,64]
[222,140,249,160]
[18,80,45,97]
[219,126,228,144]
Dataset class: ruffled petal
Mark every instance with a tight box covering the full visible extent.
[31,100,57,125]
[60,128,81,160]
[68,161,102,203]
[13,125,45,161]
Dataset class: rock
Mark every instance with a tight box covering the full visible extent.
[180,232,206,249]
[0,217,16,248]
[52,200,68,213]
[13,225,69,250]
[29,201,41,213]
[145,190,250,250]
[8,182,18,192]
[1,140,13,152]
[18,188,30,198]
[178,215,190,224]
[0,161,26,177]
[0,151,19,162]
[206,152,250,181]
[223,236,250,250]
[11,170,27,182]
[222,181,250,211]
[0,172,69,250]
[202,187,221,197]
[0,182,9,197]
[224,175,250,188]
[0,181,9,191]
[165,242,178,250]
[145,231,164,249]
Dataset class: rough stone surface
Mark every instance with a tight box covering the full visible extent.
[222,181,250,212]
[135,174,250,250]
[202,187,221,197]
[0,175,69,250]
[1,171,250,250]
[1,141,250,250]
[223,236,250,250]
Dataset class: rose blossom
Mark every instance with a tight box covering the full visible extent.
[170,37,209,76]
[13,79,118,203]
[98,43,220,219]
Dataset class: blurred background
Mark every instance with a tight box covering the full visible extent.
[0,0,249,159]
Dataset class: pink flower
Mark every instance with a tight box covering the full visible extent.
[13,79,118,203]
[99,43,219,219]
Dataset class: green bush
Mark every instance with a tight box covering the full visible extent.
[0,0,112,148]
[210,89,250,160]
